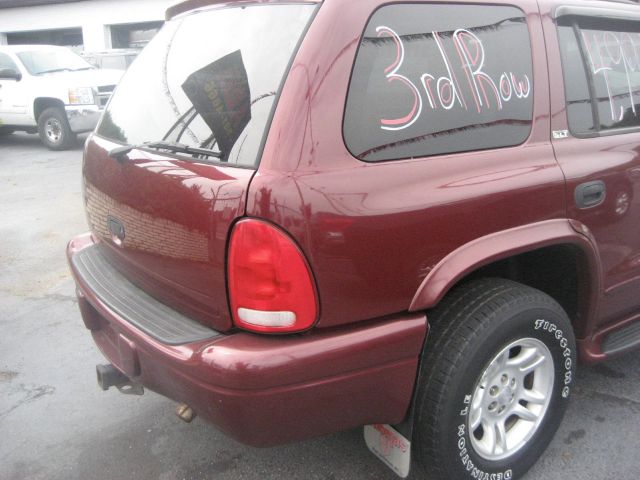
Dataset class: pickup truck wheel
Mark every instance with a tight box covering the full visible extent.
[37,107,76,150]
[0,127,14,136]
[414,278,576,480]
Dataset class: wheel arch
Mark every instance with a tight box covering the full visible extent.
[34,97,65,121]
[409,219,601,339]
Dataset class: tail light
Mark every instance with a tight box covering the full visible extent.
[227,219,318,333]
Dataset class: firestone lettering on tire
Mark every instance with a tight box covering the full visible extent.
[534,318,573,397]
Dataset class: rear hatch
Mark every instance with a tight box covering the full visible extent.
[83,2,317,332]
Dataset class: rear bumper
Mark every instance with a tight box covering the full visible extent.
[68,232,428,447]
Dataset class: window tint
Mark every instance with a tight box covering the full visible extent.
[0,53,18,71]
[344,4,534,162]
[558,17,640,134]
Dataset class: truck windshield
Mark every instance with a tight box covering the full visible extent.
[97,4,317,167]
[17,49,94,75]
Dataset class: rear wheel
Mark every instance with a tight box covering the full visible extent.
[37,107,76,150]
[414,278,576,480]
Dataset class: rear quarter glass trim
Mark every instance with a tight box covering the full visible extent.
[568,126,640,140]
[555,5,640,22]
[342,2,535,163]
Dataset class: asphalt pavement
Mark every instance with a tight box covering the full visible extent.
[1,132,639,480]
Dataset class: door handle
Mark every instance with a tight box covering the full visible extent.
[575,180,606,208]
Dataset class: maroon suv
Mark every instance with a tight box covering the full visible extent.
[68,0,640,478]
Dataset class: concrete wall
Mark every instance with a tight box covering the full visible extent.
[0,0,176,50]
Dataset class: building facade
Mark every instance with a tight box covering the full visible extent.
[0,0,177,52]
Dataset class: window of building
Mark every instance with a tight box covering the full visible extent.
[6,28,83,48]
[343,4,534,162]
[110,22,163,49]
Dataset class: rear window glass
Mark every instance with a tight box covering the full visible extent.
[344,4,534,162]
[558,16,640,134]
[97,4,316,167]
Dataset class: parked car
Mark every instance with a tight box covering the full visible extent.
[0,45,122,150]
[81,49,140,71]
[67,0,640,479]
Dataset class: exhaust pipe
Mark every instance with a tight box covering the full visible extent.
[96,364,129,391]
[96,364,144,395]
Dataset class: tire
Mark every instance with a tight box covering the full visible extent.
[0,126,15,136]
[414,278,576,480]
[37,107,76,150]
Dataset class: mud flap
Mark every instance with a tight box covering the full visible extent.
[364,319,430,478]
[364,424,411,478]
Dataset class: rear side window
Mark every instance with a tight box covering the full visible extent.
[344,4,534,162]
[558,16,640,135]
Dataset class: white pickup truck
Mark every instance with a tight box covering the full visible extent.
[0,45,123,150]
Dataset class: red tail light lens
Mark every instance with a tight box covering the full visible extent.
[228,219,318,333]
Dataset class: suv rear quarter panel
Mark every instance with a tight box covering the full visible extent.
[249,0,568,328]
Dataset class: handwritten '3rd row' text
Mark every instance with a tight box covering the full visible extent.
[377,26,531,131]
